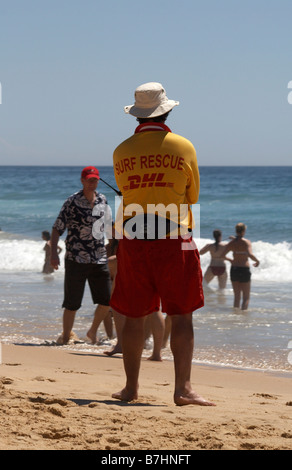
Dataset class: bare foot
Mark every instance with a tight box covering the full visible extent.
[104,343,122,356]
[56,331,80,345]
[147,354,162,361]
[174,391,216,406]
[86,330,96,344]
[112,388,138,402]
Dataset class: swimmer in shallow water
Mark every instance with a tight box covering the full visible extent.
[200,230,231,290]
[221,223,260,310]
[42,231,62,274]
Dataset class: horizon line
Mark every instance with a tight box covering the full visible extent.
[0,164,291,168]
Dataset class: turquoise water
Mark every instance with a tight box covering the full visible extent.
[0,165,291,373]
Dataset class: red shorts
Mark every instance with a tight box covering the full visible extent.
[110,237,204,318]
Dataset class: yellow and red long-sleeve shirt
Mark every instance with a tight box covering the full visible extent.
[113,122,200,238]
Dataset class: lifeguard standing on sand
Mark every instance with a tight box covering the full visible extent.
[110,82,215,406]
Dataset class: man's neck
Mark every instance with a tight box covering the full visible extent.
[83,189,96,207]
[135,122,172,133]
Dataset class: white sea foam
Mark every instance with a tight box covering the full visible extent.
[0,234,65,272]
[197,238,292,283]
[0,232,291,283]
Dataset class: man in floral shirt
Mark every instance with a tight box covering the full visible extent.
[50,166,112,345]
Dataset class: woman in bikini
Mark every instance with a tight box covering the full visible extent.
[222,223,260,310]
[200,230,231,290]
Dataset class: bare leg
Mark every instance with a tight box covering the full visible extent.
[103,311,114,338]
[106,310,165,360]
[170,313,216,406]
[162,315,171,348]
[218,271,227,290]
[112,316,146,402]
[105,310,125,356]
[232,281,241,309]
[61,308,77,344]
[87,304,110,344]
[144,315,151,339]
[108,255,117,283]
[241,281,251,310]
[105,256,123,354]
[147,311,165,361]
[203,266,215,286]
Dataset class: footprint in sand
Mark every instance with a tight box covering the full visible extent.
[253,393,278,400]
[29,396,71,406]
[32,376,56,382]
[41,426,77,440]
[0,377,14,385]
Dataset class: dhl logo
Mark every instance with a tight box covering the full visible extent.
[123,173,174,191]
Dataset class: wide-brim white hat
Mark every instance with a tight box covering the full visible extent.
[124,82,179,118]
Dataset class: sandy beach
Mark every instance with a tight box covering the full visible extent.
[0,343,291,451]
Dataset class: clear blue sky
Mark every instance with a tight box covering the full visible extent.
[0,0,291,166]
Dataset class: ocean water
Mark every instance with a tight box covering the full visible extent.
[0,165,291,374]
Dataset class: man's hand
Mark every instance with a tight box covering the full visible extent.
[50,254,60,270]
[50,228,61,270]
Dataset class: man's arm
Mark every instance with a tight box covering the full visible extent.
[186,145,200,205]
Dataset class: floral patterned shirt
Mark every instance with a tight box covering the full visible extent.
[53,190,111,264]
